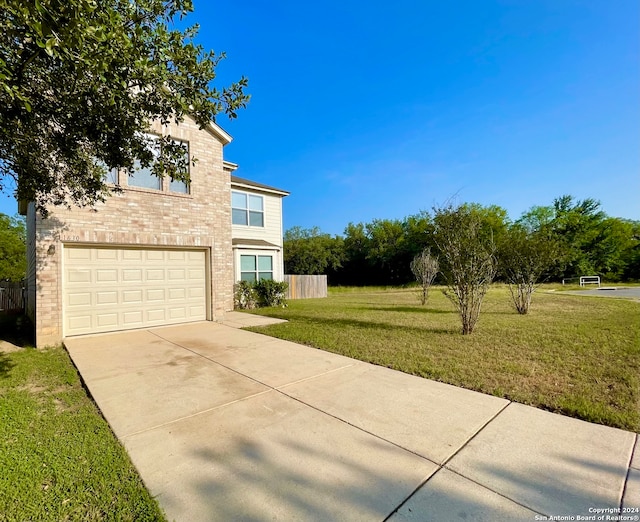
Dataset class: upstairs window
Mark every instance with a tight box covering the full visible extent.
[128,135,190,193]
[129,135,161,190]
[105,168,119,185]
[95,159,118,185]
[232,191,264,227]
[168,140,190,194]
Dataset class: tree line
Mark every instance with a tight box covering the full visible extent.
[284,195,640,286]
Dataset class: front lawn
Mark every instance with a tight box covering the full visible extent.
[0,315,167,521]
[247,285,640,432]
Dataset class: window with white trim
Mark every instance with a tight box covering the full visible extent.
[232,191,264,227]
[240,255,273,282]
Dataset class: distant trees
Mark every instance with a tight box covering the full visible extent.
[283,195,639,290]
[0,213,26,281]
[517,195,639,281]
[283,227,344,276]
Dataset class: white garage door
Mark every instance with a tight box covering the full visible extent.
[63,246,207,336]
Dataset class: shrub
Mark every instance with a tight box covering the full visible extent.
[433,203,497,334]
[234,280,258,310]
[234,279,288,309]
[254,279,288,308]
[410,248,439,305]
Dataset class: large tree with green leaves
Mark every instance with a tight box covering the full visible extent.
[517,195,638,281]
[0,0,249,213]
[0,213,26,281]
[283,226,344,276]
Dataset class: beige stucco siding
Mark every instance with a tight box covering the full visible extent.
[31,115,233,347]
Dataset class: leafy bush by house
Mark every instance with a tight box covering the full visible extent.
[234,280,288,309]
[254,279,288,307]
[234,281,258,309]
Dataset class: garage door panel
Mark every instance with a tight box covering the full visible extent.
[123,311,144,325]
[96,291,118,305]
[96,313,118,327]
[147,309,166,321]
[68,292,91,306]
[189,305,206,316]
[189,287,205,298]
[68,315,91,331]
[146,269,164,281]
[123,290,143,304]
[68,269,92,283]
[64,246,207,336]
[188,268,205,280]
[168,269,185,280]
[68,248,91,260]
[169,288,186,300]
[96,269,118,283]
[123,269,143,282]
[146,250,164,261]
[168,308,186,320]
[147,289,165,301]
[123,250,143,261]
[96,249,117,260]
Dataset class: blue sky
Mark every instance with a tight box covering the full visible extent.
[1,0,638,234]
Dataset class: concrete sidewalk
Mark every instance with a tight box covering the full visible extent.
[64,319,638,522]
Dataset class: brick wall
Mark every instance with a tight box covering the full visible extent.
[32,116,234,347]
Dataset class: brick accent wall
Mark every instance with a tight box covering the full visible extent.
[31,116,233,347]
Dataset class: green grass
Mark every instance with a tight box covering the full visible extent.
[246,285,640,432]
[0,316,167,522]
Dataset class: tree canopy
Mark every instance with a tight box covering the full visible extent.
[283,195,639,286]
[0,213,26,281]
[283,226,344,276]
[0,0,249,213]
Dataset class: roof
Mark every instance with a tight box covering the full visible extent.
[231,175,289,197]
[223,160,238,171]
[206,121,232,145]
[232,238,281,249]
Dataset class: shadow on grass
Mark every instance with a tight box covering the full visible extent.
[271,313,459,336]
[0,312,34,349]
[0,352,14,378]
[359,306,455,314]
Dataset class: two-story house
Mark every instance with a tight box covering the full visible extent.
[22,117,288,347]
[226,163,289,285]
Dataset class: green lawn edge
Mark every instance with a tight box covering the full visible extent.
[0,336,168,521]
[245,285,640,432]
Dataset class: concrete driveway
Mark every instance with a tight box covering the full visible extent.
[64,316,639,521]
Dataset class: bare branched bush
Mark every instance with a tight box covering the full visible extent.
[410,248,439,305]
[433,204,497,334]
[498,227,559,314]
